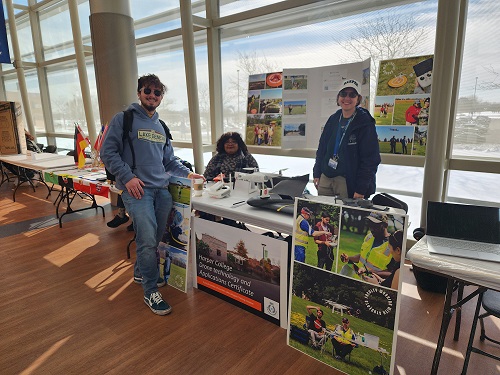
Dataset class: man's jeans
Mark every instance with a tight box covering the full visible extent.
[122,188,172,295]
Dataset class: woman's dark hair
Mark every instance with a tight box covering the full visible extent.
[388,230,404,250]
[216,132,249,155]
[137,74,167,95]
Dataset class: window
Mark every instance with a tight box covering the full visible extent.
[453,0,500,160]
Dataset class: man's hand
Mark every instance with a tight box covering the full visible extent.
[356,266,366,275]
[125,177,145,199]
[188,172,205,181]
[340,253,349,263]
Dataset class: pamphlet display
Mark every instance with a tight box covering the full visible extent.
[288,198,407,374]
[375,55,433,156]
[193,217,289,328]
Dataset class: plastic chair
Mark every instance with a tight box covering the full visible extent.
[461,289,500,374]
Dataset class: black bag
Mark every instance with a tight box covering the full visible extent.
[289,324,309,345]
[372,193,408,213]
[105,109,172,182]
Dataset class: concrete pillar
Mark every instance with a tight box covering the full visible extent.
[89,0,137,126]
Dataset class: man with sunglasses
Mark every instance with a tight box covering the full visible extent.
[313,79,380,199]
[101,74,204,316]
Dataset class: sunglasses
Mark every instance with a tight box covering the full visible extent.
[142,88,163,97]
[339,91,358,98]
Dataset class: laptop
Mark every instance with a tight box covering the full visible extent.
[426,201,500,262]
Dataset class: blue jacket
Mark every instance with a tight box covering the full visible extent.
[313,107,380,198]
[100,103,190,191]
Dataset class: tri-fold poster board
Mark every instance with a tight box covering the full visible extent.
[288,198,408,375]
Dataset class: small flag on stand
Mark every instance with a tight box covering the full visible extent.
[74,123,90,169]
[93,125,106,152]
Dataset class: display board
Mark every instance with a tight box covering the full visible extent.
[193,217,289,328]
[0,102,27,155]
[282,59,371,149]
[244,60,371,151]
[159,176,193,292]
[245,72,284,148]
[375,55,433,156]
[288,198,407,374]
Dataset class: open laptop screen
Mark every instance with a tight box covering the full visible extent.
[426,201,500,244]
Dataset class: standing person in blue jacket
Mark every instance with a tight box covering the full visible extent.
[313,79,381,199]
[101,74,204,316]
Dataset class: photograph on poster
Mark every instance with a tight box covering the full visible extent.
[337,207,406,290]
[284,100,307,116]
[392,96,430,126]
[414,125,428,149]
[293,199,406,290]
[284,74,308,90]
[376,55,433,97]
[157,242,188,292]
[283,123,306,137]
[259,88,283,114]
[247,90,261,114]
[376,125,415,155]
[374,96,395,125]
[168,178,192,206]
[162,202,191,251]
[248,73,266,90]
[288,262,398,375]
[193,217,288,326]
[265,72,283,89]
[293,200,341,270]
[245,113,282,147]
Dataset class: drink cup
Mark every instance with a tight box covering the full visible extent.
[193,178,204,196]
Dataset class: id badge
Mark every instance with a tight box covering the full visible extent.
[328,157,338,169]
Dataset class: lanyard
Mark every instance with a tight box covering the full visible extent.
[333,109,357,157]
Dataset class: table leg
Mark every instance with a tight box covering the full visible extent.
[58,190,105,228]
[431,278,455,375]
[453,283,465,341]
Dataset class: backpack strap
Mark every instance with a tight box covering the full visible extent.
[159,119,173,143]
[122,109,136,172]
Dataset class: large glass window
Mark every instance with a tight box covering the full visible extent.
[46,63,85,133]
[220,2,438,135]
[453,0,500,160]
[15,16,35,62]
[219,0,285,17]
[39,2,75,60]
[137,36,209,143]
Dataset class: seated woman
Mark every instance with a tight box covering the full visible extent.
[203,132,259,181]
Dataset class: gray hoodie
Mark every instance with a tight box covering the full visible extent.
[100,103,190,191]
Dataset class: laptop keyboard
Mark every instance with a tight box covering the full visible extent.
[432,237,500,254]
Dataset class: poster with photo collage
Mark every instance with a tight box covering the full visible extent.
[288,198,408,375]
[157,176,193,293]
[245,72,284,148]
[375,55,434,157]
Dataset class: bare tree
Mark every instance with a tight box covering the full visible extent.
[225,51,280,129]
[335,12,429,99]
[479,65,500,90]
